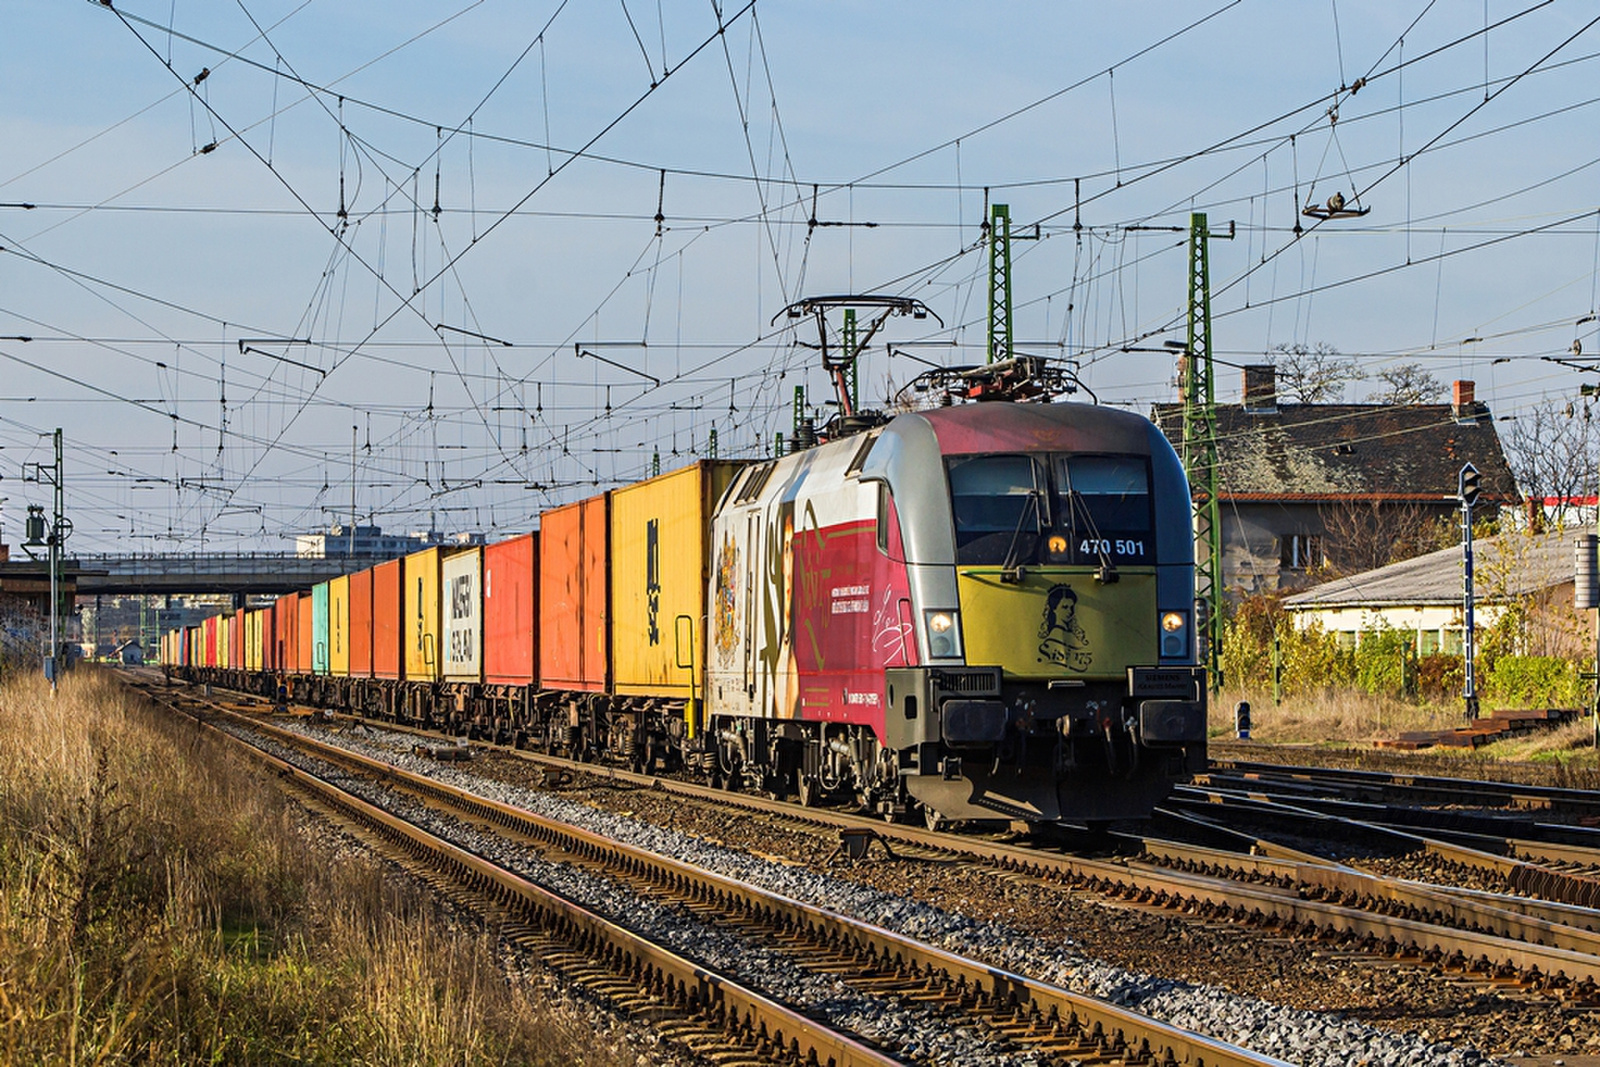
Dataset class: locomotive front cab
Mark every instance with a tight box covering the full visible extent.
[865,402,1206,824]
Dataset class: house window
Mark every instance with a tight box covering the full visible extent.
[1280,534,1325,570]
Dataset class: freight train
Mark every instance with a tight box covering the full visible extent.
[166,398,1207,825]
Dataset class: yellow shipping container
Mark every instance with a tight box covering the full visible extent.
[404,547,444,682]
[246,609,263,672]
[330,574,350,677]
[609,461,742,699]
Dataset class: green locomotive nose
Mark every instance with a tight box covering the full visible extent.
[957,569,1157,681]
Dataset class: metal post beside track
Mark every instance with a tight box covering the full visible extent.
[1459,463,1480,723]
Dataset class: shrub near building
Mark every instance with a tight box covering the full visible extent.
[1220,595,1586,708]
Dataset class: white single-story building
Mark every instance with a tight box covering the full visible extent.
[1282,528,1586,656]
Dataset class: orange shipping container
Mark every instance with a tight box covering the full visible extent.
[280,593,301,674]
[539,495,608,692]
[297,591,314,674]
[277,600,290,672]
[349,568,374,678]
[372,558,403,680]
[484,533,538,686]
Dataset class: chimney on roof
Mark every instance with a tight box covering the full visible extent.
[1452,379,1489,424]
[1242,364,1277,413]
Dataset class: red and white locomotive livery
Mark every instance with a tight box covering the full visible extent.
[702,400,1206,825]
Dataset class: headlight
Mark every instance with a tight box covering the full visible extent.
[924,610,963,659]
[1160,611,1188,658]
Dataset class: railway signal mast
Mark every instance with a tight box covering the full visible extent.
[1459,463,1481,721]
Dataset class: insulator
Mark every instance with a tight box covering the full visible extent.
[795,418,817,451]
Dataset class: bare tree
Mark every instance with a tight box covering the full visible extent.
[1367,362,1445,405]
[1503,396,1600,527]
[1269,342,1363,403]
[1317,500,1457,576]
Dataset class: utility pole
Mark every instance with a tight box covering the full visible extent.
[22,429,70,693]
[1181,213,1226,692]
[349,424,358,558]
[987,203,1014,364]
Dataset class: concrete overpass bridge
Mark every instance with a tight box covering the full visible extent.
[0,553,392,600]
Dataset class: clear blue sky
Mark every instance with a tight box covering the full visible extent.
[2,1,1597,550]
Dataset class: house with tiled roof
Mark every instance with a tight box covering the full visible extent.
[1282,528,1584,658]
[1152,367,1520,597]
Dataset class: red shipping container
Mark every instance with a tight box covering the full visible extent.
[372,558,404,680]
[279,594,296,674]
[296,592,314,674]
[350,567,374,678]
[280,598,294,672]
[204,616,217,668]
[264,602,278,672]
[281,599,292,671]
[539,495,608,692]
[484,533,538,686]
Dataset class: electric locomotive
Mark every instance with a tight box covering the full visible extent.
[166,366,1207,828]
[703,397,1207,826]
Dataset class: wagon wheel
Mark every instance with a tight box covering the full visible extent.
[797,775,823,808]
[632,737,660,776]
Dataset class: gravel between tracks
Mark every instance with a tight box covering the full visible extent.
[230,721,1049,1067]
[268,719,1513,1067]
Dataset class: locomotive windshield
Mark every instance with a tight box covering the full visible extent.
[947,453,1152,566]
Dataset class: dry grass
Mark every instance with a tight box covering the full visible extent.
[1211,687,1465,746]
[0,668,634,1065]
[1212,685,1600,783]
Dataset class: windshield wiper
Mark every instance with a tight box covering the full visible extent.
[1000,491,1040,584]
[1066,489,1119,584]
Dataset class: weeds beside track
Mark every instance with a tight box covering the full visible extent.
[0,667,633,1066]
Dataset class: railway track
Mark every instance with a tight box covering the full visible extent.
[1206,757,1600,821]
[153,673,1600,1009]
[1172,774,1600,912]
[131,676,1285,1067]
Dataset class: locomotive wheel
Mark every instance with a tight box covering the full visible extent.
[922,806,944,833]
